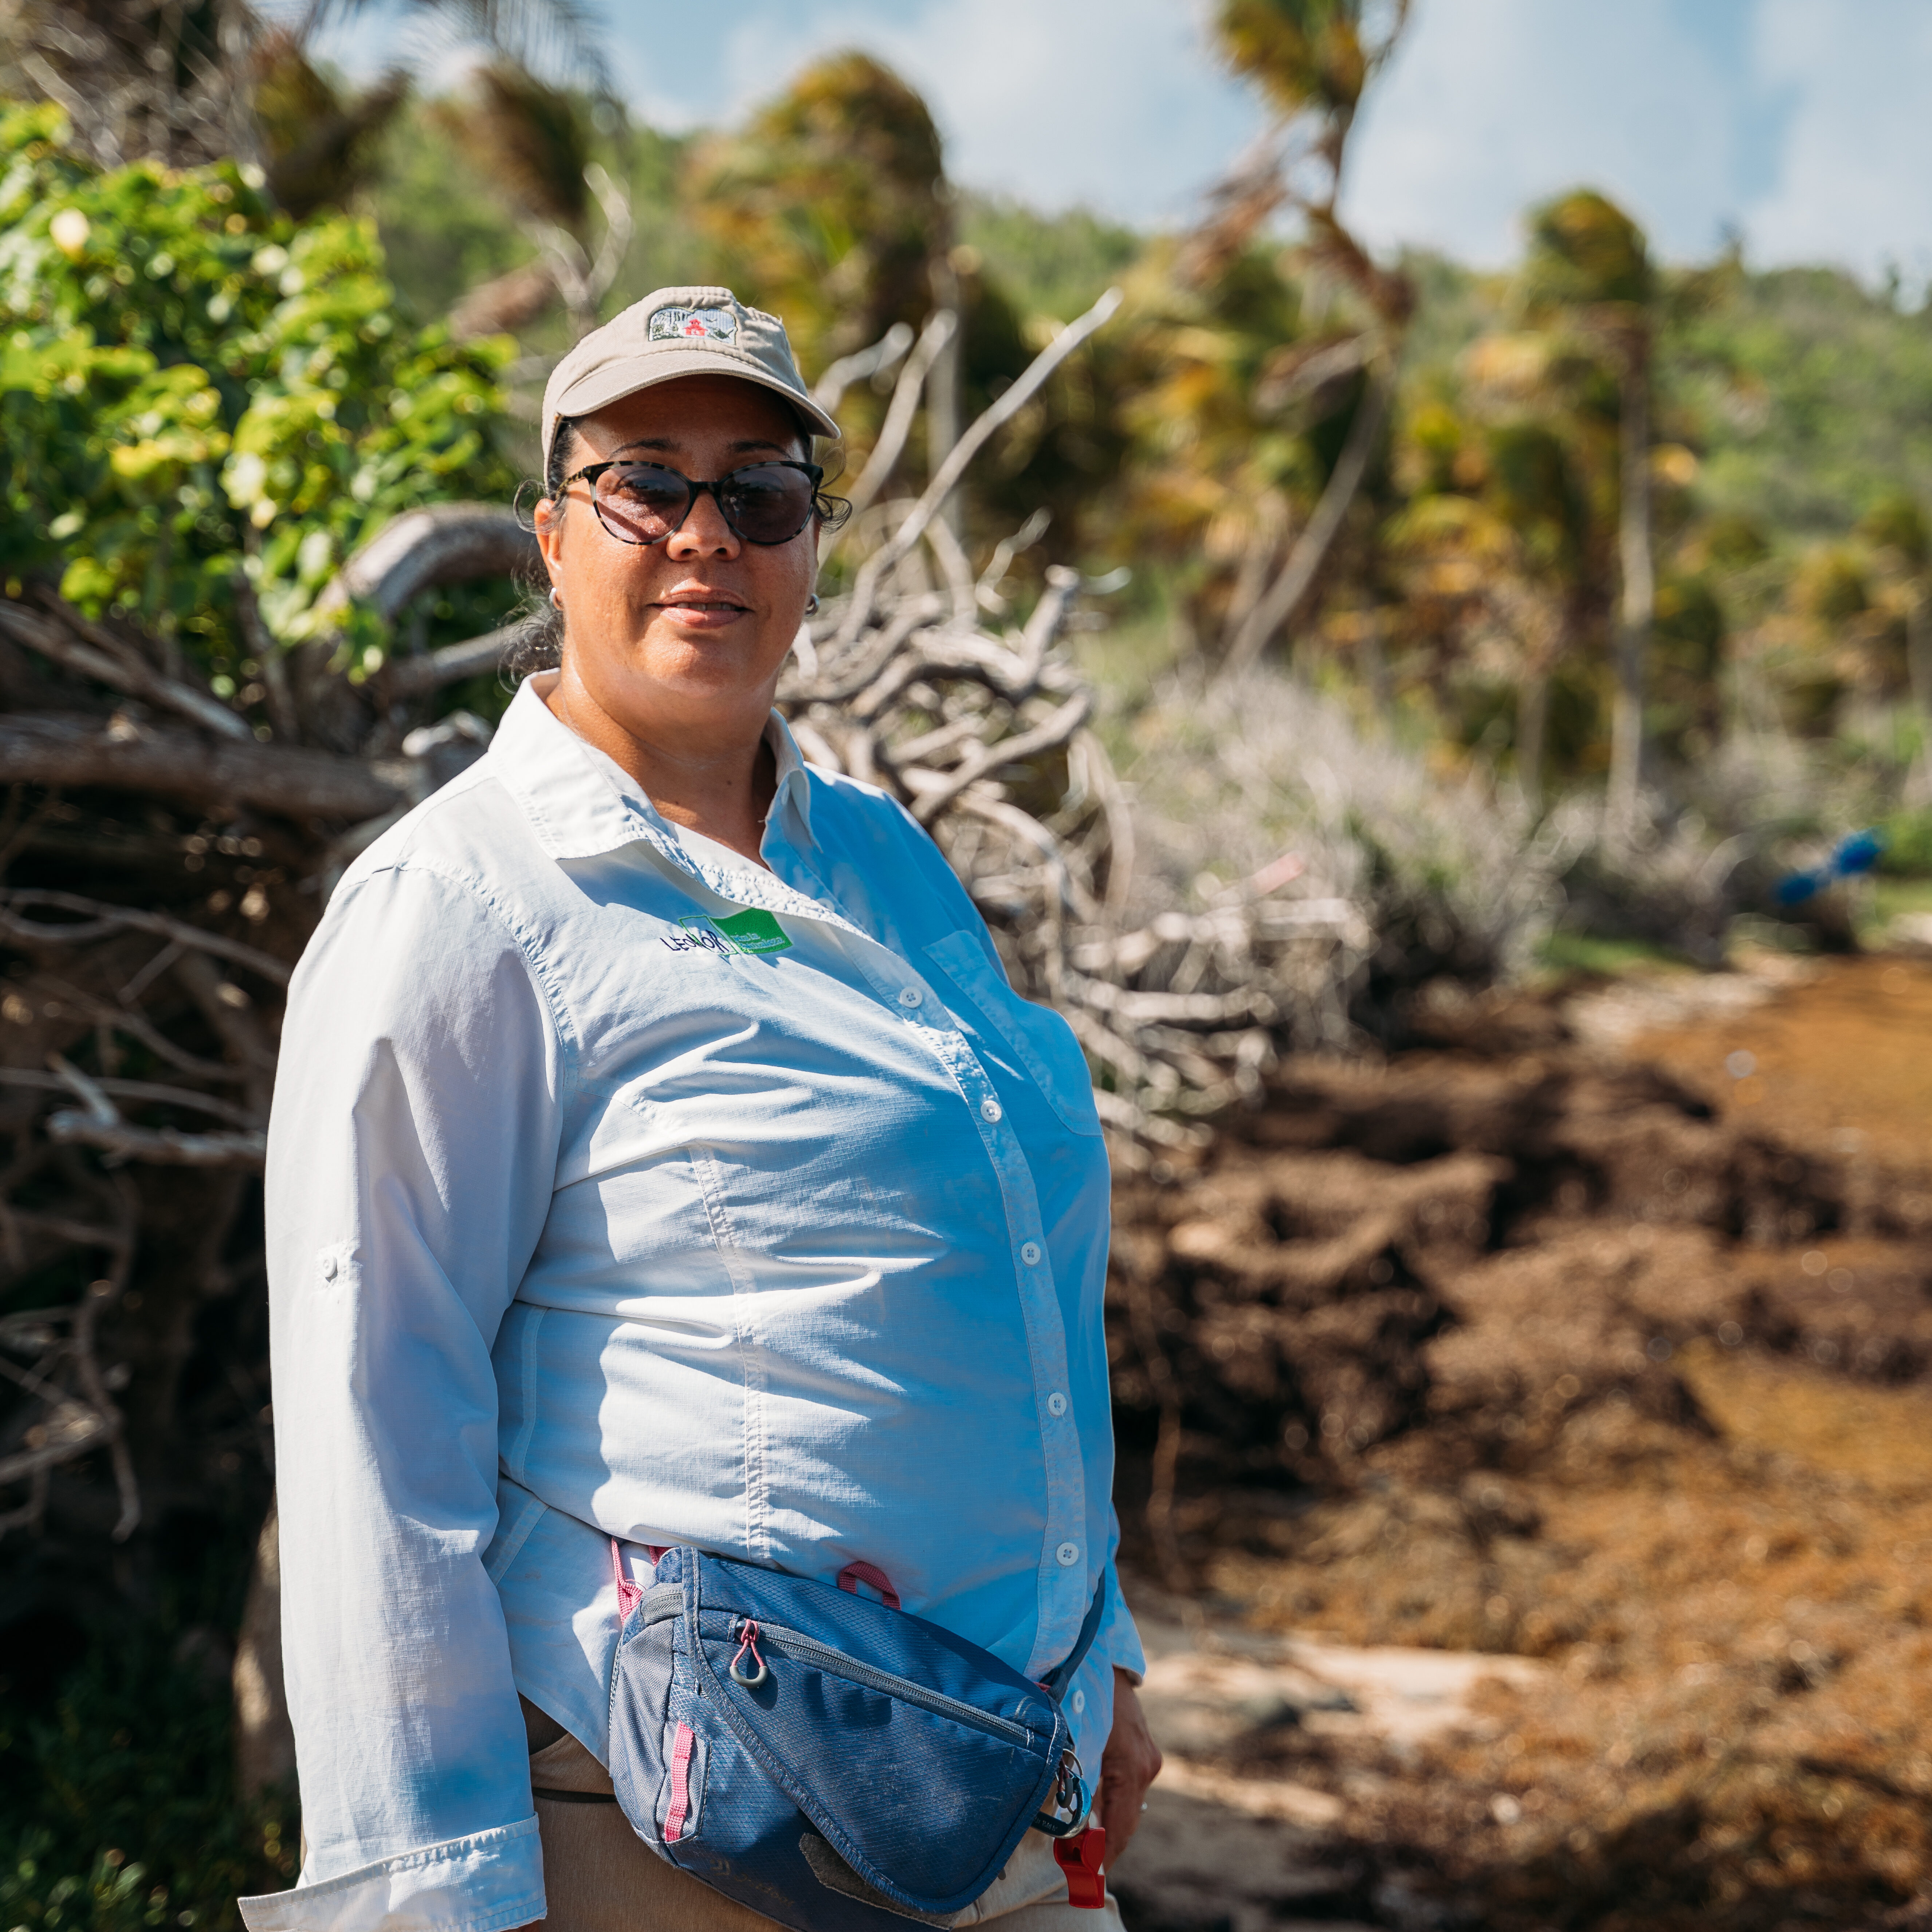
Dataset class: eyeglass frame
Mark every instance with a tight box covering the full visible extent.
[558,457,828,547]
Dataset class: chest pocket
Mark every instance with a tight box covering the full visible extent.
[924,930,1103,1139]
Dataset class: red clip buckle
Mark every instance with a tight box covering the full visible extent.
[1053,1826,1107,1909]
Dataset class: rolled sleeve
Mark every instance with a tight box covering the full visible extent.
[1095,1509,1145,1686]
[260,861,564,1926]
[1096,1564,1146,1686]
[239,1818,543,1932]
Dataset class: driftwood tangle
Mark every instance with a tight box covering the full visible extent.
[0,295,1369,1792]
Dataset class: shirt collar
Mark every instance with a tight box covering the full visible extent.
[487,673,816,864]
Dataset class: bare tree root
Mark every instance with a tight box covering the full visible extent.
[0,295,1383,1794]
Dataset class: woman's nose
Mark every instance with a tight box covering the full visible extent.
[665,484,741,559]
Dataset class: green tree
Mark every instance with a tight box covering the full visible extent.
[0,0,607,211]
[1520,188,1656,827]
[0,100,518,702]
[1387,392,1594,805]
[1205,0,1416,677]
[1860,491,1932,797]
[433,64,632,338]
[685,52,947,382]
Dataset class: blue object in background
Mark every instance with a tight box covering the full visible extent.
[1834,828,1883,876]
[1774,826,1885,905]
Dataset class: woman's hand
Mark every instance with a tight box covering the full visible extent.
[1096,1669,1163,1859]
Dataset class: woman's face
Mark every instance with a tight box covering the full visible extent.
[534,374,817,741]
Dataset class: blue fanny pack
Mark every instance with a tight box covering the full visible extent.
[602,1543,1108,1929]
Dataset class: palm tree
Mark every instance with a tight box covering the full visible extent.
[0,0,253,168]
[1204,0,1417,679]
[1859,492,1932,800]
[1520,189,1656,831]
[0,0,606,199]
[686,52,948,382]
[1385,400,1590,810]
[250,31,408,219]
[435,63,631,338]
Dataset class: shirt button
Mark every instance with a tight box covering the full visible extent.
[1056,1542,1080,1568]
[1020,1241,1042,1267]
[1046,1391,1068,1417]
[898,986,923,1008]
[320,1254,338,1280]
[1071,1688,1086,1715]
[980,1098,1003,1123]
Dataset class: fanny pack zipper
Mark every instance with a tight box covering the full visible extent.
[729,1617,1039,1750]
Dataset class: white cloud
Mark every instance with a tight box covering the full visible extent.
[1740,0,1932,286]
[612,0,1263,227]
[1342,0,1763,267]
[316,0,1932,281]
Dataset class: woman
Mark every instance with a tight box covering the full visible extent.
[242,285,1159,1932]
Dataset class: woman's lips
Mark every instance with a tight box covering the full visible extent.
[656,597,749,629]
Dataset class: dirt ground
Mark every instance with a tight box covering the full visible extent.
[1106,954,1932,1932]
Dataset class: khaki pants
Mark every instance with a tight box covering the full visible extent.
[522,1701,1124,1932]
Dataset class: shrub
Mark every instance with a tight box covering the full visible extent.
[0,1602,295,1932]
[0,100,518,683]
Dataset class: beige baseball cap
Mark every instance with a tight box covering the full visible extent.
[540,285,840,472]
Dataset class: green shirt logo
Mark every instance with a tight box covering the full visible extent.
[710,908,794,955]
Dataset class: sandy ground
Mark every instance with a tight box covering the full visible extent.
[1103,955,1932,1932]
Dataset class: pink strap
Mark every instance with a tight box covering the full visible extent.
[837,1560,901,1610]
[611,1538,643,1621]
[664,1721,695,1843]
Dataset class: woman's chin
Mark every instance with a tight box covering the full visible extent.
[628,623,791,691]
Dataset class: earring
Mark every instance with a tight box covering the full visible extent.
[805,592,821,616]
[550,588,564,610]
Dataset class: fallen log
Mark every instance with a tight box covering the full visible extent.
[311,504,539,627]
[385,620,531,697]
[0,712,404,820]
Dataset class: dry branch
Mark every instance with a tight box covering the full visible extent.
[822,311,958,545]
[0,712,404,819]
[835,290,1122,645]
[1221,357,1398,679]
[46,1110,267,1170]
[781,301,1378,1148]
[0,596,253,741]
[0,286,1381,1565]
[312,504,541,628]
[385,619,533,697]
[0,890,292,986]
[813,321,915,415]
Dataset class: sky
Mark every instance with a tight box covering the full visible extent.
[325,0,1932,284]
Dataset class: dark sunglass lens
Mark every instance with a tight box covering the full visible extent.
[594,465,689,541]
[720,467,814,543]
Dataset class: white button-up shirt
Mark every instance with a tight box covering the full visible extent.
[241,674,1142,1932]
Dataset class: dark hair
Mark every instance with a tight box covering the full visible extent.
[498,416,581,685]
[501,408,848,687]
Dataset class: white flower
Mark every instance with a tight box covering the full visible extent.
[49,209,89,258]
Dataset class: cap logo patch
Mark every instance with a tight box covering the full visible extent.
[649,305,737,344]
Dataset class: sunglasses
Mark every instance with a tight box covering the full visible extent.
[562,459,825,548]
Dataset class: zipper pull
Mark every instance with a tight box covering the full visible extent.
[729,1618,769,1687]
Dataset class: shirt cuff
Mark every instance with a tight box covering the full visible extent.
[238,1815,543,1932]
[1096,1565,1146,1685]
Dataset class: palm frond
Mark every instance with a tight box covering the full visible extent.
[439,60,592,231]
[254,32,409,220]
[306,0,611,93]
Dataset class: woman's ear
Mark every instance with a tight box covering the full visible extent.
[534,493,566,583]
